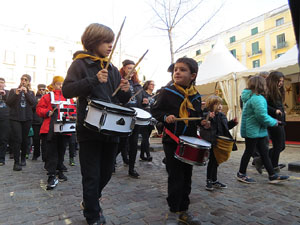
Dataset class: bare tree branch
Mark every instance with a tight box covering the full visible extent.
[170,0,182,28]
[150,4,168,26]
[175,2,225,53]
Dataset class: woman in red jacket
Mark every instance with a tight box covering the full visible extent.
[36,76,76,190]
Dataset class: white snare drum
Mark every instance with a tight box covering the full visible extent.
[132,107,152,126]
[54,122,76,133]
[84,100,136,136]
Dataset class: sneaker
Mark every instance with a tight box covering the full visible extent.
[178,211,201,225]
[60,164,68,172]
[165,212,178,225]
[69,158,75,166]
[57,172,68,182]
[212,181,227,189]
[129,170,140,179]
[13,163,22,171]
[147,156,153,162]
[253,157,262,174]
[205,180,214,191]
[139,156,148,161]
[47,175,58,190]
[0,161,5,166]
[81,201,106,224]
[269,174,289,184]
[236,172,256,184]
[20,159,26,166]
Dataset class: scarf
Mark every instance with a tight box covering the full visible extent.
[173,83,198,126]
[73,53,109,69]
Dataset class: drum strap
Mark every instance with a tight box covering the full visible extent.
[164,128,179,144]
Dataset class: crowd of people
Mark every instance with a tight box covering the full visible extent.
[0,22,291,225]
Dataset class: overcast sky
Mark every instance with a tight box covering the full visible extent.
[0,0,289,89]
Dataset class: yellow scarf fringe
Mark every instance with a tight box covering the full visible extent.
[73,53,109,69]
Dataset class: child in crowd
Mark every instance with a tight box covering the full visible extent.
[152,57,209,225]
[237,76,289,184]
[200,95,238,191]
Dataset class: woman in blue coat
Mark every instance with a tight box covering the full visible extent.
[237,76,289,184]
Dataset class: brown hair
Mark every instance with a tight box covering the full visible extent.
[143,80,154,91]
[205,95,223,112]
[266,71,285,103]
[247,75,266,95]
[119,67,140,84]
[81,23,114,53]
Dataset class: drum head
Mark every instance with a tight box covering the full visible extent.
[179,135,211,148]
[132,107,152,120]
[90,100,135,114]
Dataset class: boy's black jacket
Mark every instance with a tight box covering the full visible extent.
[62,51,131,143]
[151,84,203,144]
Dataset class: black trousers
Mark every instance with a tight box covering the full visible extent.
[45,134,69,175]
[68,133,77,158]
[79,140,117,224]
[0,119,10,163]
[10,120,32,163]
[268,126,286,168]
[164,142,192,213]
[116,136,129,163]
[140,125,153,158]
[206,148,218,181]
[32,124,42,158]
[239,137,275,176]
[128,126,140,171]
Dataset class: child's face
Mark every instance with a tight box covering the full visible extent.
[53,82,63,90]
[216,103,222,113]
[95,41,113,58]
[173,62,196,87]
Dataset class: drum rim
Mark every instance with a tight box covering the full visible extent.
[131,107,152,120]
[179,135,211,148]
[174,154,207,166]
[89,100,136,116]
[216,135,234,141]
[179,141,210,149]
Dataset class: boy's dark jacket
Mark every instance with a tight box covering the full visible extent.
[62,51,131,143]
[151,84,203,144]
[200,108,237,151]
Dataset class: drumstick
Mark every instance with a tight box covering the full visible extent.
[126,88,143,104]
[174,117,203,121]
[105,17,126,69]
[112,49,149,97]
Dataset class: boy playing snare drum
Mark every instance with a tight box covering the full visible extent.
[200,95,238,191]
[152,57,209,225]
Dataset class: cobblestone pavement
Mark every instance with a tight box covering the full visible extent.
[0,139,300,225]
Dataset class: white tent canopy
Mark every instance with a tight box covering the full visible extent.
[196,39,247,85]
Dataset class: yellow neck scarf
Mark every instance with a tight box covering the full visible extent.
[73,53,109,69]
[173,83,198,125]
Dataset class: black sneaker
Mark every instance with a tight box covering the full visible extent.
[212,181,227,189]
[269,174,289,184]
[82,201,106,224]
[205,180,214,191]
[60,164,68,172]
[47,175,58,190]
[178,211,201,225]
[139,156,147,161]
[129,170,140,179]
[57,172,68,182]
[147,156,153,162]
[13,163,22,171]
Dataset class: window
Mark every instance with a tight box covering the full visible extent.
[197,61,202,67]
[4,50,15,64]
[252,59,260,68]
[196,49,201,56]
[230,49,236,58]
[26,54,36,67]
[252,42,260,55]
[230,36,236,43]
[277,33,286,49]
[3,67,14,81]
[47,58,55,68]
[276,18,284,26]
[251,27,258,35]
[211,44,215,49]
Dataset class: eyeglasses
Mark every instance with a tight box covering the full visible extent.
[21,78,28,81]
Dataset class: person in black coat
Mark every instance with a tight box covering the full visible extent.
[32,84,47,161]
[62,23,130,225]
[200,95,238,191]
[0,78,10,165]
[6,74,36,171]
